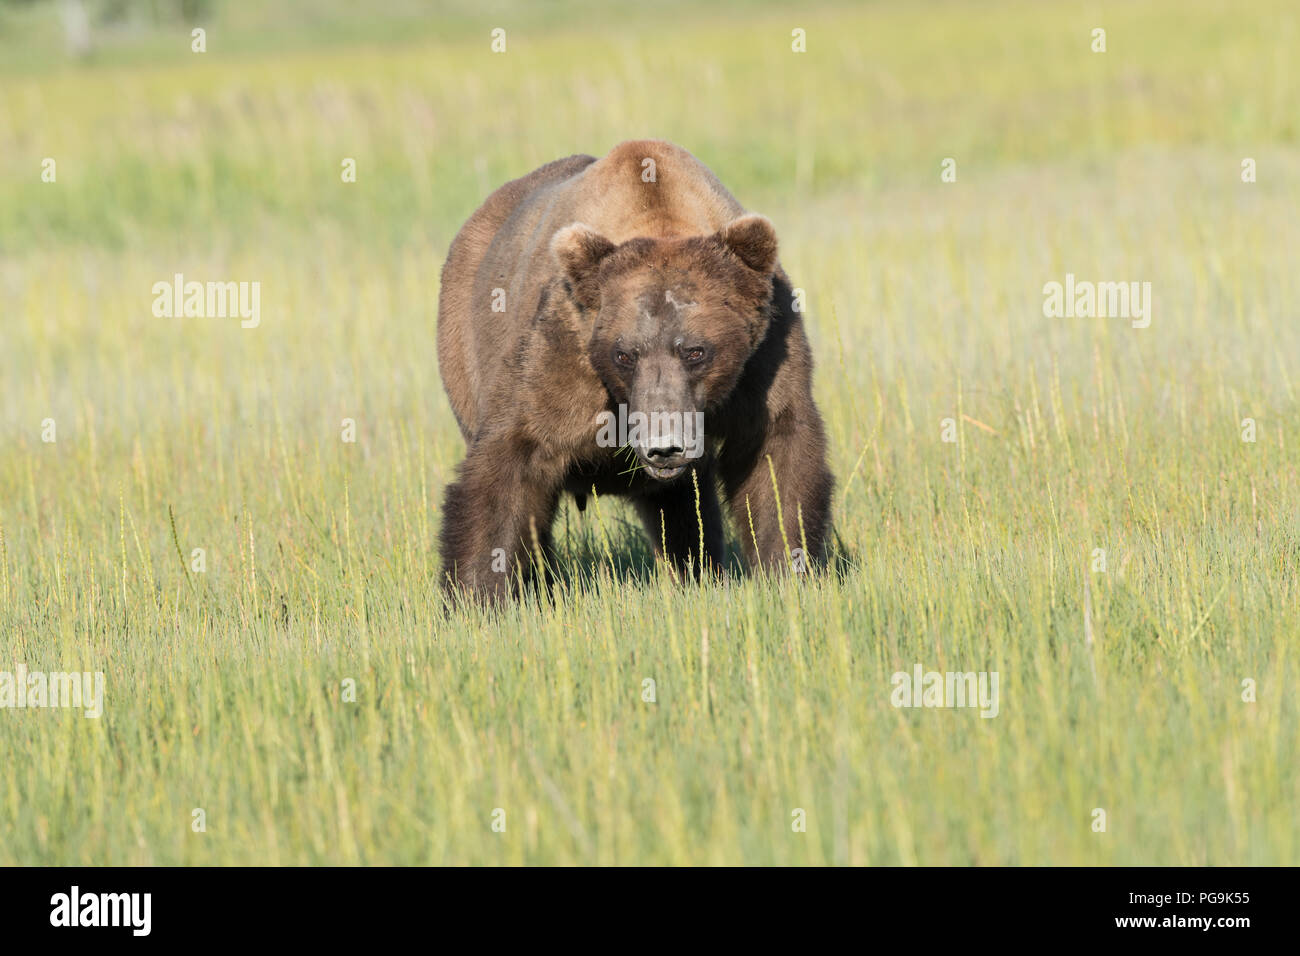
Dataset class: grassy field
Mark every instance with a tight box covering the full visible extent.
[1,0,1297,864]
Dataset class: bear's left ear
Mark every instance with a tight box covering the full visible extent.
[551,222,617,311]
[716,214,778,274]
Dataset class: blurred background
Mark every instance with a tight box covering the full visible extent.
[2,1,1298,864]
[4,0,1296,446]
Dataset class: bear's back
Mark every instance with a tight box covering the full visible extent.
[437,152,597,437]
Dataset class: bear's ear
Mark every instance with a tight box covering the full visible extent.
[716,214,778,274]
[551,223,616,310]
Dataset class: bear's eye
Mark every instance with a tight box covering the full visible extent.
[614,349,636,369]
[681,346,708,365]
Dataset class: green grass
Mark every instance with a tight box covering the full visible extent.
[1,0,1297,864]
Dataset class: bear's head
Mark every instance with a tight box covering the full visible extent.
[551,214,779,480]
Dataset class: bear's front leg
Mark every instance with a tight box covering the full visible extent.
[632,463,726,580]
[721,407,833,575]
[439,437,561,602]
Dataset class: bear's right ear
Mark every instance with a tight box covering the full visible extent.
[551,223,616,311]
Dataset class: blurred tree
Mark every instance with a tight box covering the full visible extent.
[0,0,214,58]
[61,0,91,57]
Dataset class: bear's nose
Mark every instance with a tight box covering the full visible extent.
[644,440,684,463]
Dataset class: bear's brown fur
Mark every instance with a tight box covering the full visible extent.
[437,140,832,600]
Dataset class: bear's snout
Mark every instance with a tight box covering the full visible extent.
[627,355,701,480]
[630,406,695,480]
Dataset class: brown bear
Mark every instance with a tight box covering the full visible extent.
[436,139,832,600]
